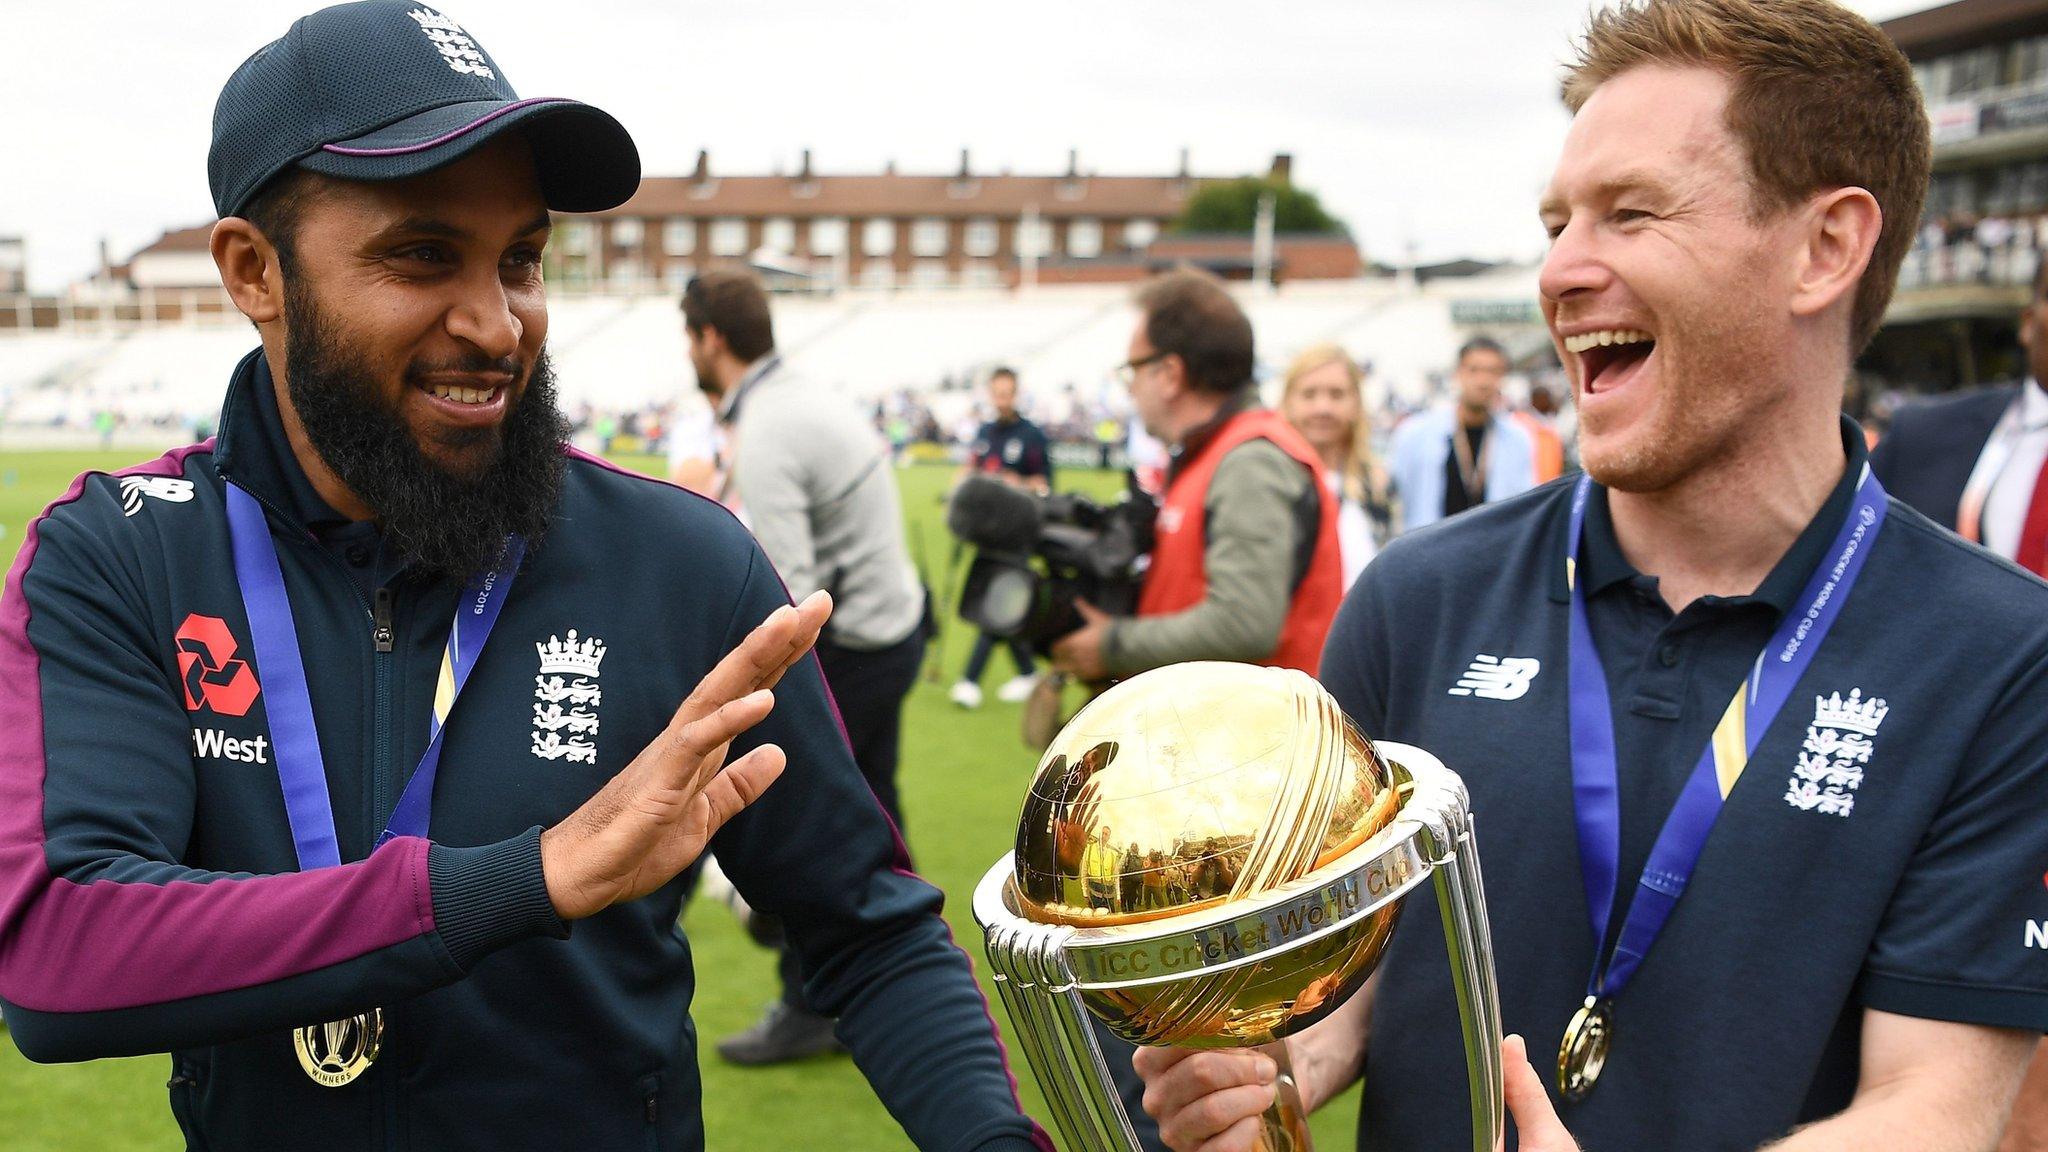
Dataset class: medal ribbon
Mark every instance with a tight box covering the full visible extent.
[224,483,522,868]
[1565,467,1885,1000]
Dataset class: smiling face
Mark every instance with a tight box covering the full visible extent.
[1282,358,1362,458]
[247,136,571,580]
[278,136,552,478]
[1539,65,1805,494]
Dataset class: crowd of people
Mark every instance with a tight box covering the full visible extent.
[0,4,2044,1152]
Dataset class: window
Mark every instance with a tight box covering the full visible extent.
[911,260,950,287]
[1016,217,1052,259]
[911,218,949,258]
[1124,219,1160,249]
[556,220,591,255]
[1067,218,1103,259]
[863,218,897,256]
[666,263,696,290]
[663,218,696,256]
[964,218,999,258]
[710,218,749,257]
[963,260,1002,287]
[810,217,847,256]
[761,217,796,254]
[609,218,644,247]
[1946,46,2004,97]
[862,258,897,288]
[608,259,641,283]
[2017,35,2048,89]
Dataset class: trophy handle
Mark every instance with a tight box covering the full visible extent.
[1428,812,1506,1152]
[981,883,1145,1152]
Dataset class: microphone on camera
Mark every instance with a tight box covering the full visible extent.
[947,474,1042,554]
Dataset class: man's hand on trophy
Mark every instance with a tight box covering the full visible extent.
[539,592,833,921]
[1501,1034,1581,1152]
[1133,1045,1278,1152]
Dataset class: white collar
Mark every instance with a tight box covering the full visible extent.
[2022,377,2048,430]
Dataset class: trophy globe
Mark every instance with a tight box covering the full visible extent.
[974,662,1503,1152]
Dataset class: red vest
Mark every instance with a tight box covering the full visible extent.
[1136,409,1344,674]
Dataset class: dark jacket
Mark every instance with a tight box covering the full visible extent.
[0,350,1047,1152]
[1869,385,2017,531]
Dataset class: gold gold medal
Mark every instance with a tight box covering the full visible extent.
[294,1008,383,1087]
[1556,996,1613,1102]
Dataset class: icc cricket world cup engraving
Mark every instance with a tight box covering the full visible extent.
[975,662,1505,1152]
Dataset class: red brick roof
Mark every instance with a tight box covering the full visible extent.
[131,224,214,259]
[602,172,1198,221]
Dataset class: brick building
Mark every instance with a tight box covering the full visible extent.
[552,150,1362,289]
[96,151,1363,300]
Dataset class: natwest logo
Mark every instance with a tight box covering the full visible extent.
[2028,872,2048,952]
[176,614,261,717]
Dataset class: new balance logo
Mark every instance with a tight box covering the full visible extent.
[2027,920,2048,951]
[119,476,193,517]
[1448,655,1541,701]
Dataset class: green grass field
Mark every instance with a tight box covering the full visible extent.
[0,449,1360,1150]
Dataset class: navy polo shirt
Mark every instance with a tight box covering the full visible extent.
[1321,418,2048,1152]
[971,416,1052,483]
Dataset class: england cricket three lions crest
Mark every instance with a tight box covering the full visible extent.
[1784,689,1888,818]
[532,630,605,764]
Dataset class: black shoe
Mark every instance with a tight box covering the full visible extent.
[716,1003,844,1066]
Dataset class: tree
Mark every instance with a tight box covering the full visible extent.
[1173,178,1346,235]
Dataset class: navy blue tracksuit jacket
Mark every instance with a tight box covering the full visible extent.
[0,350,1048,1152]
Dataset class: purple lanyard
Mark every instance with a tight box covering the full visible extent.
[1565,467,1885,998]
[224,483,522,869]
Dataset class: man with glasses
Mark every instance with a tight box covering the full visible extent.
[1051,268,1342,687]
[1049,266,1345,1152]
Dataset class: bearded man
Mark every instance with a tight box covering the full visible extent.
[0,5,1048,1151]
[1132,2,2048,1151]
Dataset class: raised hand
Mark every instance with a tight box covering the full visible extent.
[538,591,832,921]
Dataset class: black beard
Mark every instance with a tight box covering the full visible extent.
[281,288,569,583]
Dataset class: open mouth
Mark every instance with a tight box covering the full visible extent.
[1565,329,1656,395]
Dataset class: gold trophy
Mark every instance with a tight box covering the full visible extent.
[975,663,1504,1152]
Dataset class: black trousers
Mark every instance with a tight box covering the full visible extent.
[770,621,926,1007]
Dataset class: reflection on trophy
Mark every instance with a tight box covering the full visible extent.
[975,662,1504,1152]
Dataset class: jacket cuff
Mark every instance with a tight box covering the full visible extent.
[960,1119,1058,1152]
[427,827,570,971]
[1101,620,1138,679]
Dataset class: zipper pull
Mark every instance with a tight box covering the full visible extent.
[372,587,395,653]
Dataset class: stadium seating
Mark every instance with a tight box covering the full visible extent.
[0,273,1541,444]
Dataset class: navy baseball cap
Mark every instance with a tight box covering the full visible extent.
[208,1,640,219]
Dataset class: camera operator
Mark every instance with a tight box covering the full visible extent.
[950,367,1052,709]
[1045,268,1345,1152]
[1049,268,1343,685]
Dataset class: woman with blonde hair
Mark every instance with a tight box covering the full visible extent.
[1280,343,1395,587]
